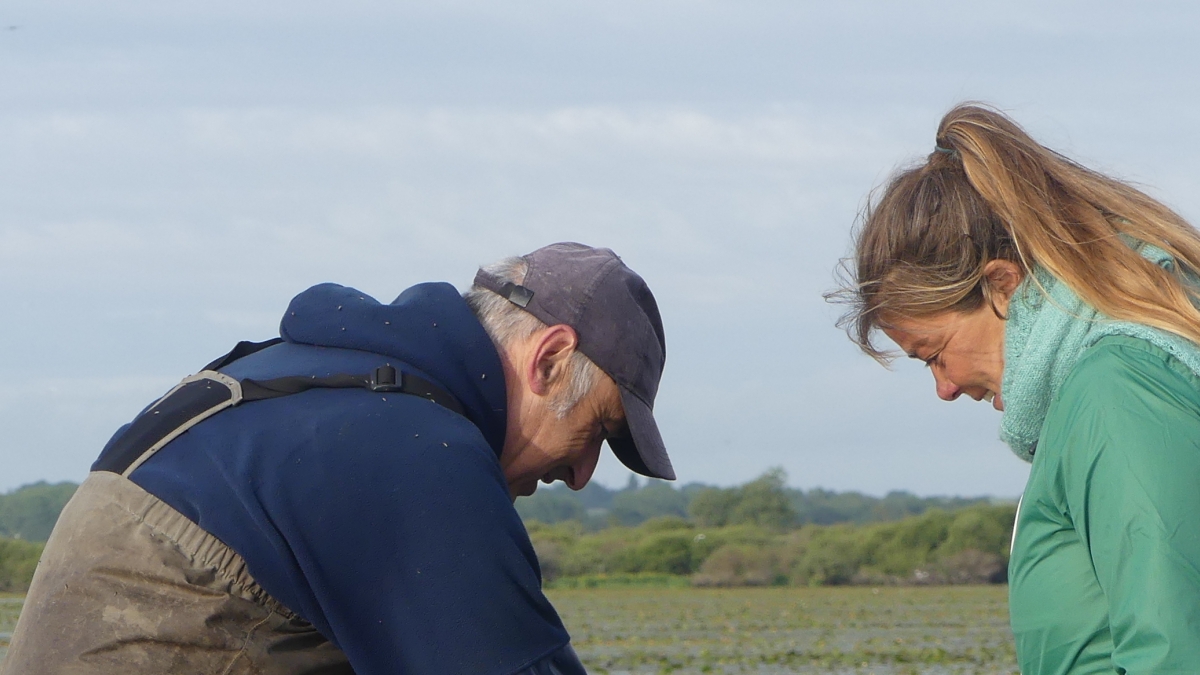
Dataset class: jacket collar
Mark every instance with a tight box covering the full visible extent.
[280,282,508,456]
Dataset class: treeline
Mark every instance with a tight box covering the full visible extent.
[0,537,43,592]
[0,482,72,592]
[516,469,991,531]
[5,471,987,541]
[519,470,1015,587]
[0,481,77,542]
[529,504,1015,588]
[0,506,1012,593]
[0,473,1010,592]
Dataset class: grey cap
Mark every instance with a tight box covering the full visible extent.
[473,242,674,480]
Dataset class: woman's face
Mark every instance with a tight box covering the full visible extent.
[879,259,1023,410]
[882,306,1009,410]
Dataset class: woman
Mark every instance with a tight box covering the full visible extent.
[839,104,1200,674]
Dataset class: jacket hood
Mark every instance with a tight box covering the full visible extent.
[279,282,508,455]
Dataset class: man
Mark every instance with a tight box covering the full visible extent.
[3,242,673,675]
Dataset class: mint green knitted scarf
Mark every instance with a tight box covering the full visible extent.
[1001,244,1200,462]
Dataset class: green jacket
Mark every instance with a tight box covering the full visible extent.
[1010,335,1200,674]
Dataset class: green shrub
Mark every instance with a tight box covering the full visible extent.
[609,482,688,526]
[0,536,44,592]
[526,519,583,545]
[688,487,741,527]
[529,497,1017,588]
[636,515,693,533]
[939,505,1015,561]
[548,572,690,589]
[786,525,865,586]
[692,543,783,587]
[687,469,798,530]
[608,531,694,574]
[931,549,1007,584]
[0,481,77,542]
[516,489,587,524]
[728,469,796,530]
[863,509,955,577]
[517,473,995,531]
[559,527,637,576]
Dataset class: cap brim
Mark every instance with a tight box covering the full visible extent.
[607,387,675,480]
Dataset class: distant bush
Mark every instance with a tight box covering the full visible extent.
[0,475,1010,592]
[0,481,77,542]
[548,573,690,589]
[528,504,1016,588]
[515,489,586,525]
[940,504,1014,558]
[862,509,956,578]
[518,469,991,532]
[689,469,797,530]
[927,549,1007,585]
[687,488,742,527]
[610,483,688,526]
[0,536,44,592]
[692,544,782,587]
[785,525,865,586]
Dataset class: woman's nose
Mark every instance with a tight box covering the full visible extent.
[934,372,962,401]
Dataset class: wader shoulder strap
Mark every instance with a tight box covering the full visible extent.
[93,363,464,477]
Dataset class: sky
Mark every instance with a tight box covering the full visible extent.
[1,1,1198,496]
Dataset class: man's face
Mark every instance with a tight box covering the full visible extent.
[503,375,626,498]
[498,325,629,499]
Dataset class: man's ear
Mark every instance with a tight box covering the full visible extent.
[982,259,1024,318]
[525,324,580,397]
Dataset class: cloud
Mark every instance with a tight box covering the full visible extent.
[4,0,1199,495]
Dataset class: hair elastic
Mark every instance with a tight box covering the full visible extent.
[934,144,956,156]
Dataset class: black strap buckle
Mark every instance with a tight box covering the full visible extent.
[498,282,534,308]
[370,365,404,392]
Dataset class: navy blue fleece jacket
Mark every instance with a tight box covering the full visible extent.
[108,282,579,674]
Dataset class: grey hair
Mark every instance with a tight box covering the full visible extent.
[464,256,603,418]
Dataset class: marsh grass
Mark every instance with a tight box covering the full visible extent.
[0,593,22,662]
[548,586,1017,674]
[0,587,1016,673]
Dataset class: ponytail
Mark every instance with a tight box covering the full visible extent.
[838,103,1200,359]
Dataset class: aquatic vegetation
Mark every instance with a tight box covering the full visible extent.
[0,586,1017,673]
[0,593,22,662]
[548,585,1017,674]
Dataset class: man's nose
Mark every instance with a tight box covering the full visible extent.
[934,372,962,401]
[566,442,602,490]
[565,457,592,490]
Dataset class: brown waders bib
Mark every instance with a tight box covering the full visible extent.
[2,340,464,674]
[2,472,352,675]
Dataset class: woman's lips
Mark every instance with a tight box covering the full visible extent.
[983,391,1004,411]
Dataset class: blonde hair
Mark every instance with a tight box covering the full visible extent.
[837,103,1200,360]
